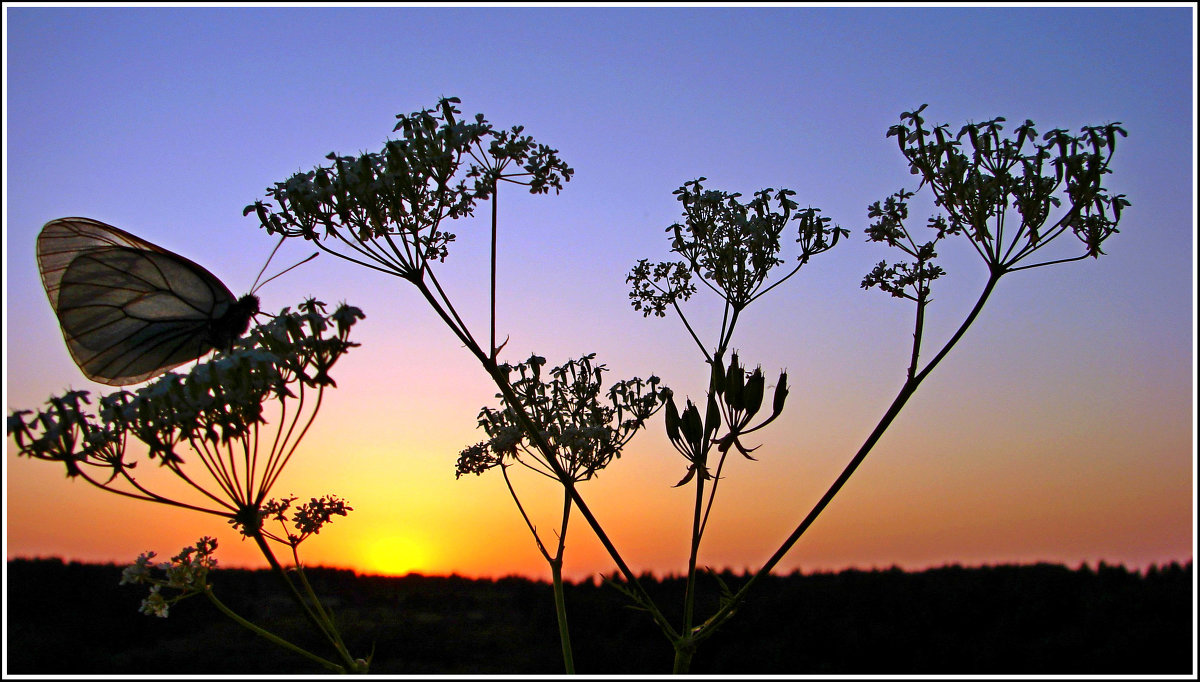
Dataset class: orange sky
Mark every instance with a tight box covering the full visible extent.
[7,284,1193,581]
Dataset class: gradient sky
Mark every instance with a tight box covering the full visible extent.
[4,6,1195,582]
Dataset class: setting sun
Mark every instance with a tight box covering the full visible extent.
[362,534,433,576]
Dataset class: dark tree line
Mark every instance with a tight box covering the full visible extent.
[5,558,1191,675]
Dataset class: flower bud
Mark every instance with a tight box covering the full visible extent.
[772,370,789,417]
[680,400,703,454]
[704,392,721,437]
[665,395,682,445]
[743,368,765,420]
[725,353,744,411]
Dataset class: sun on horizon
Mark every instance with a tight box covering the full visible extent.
[359,534,435,577]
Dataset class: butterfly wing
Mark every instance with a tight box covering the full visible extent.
[36,217,250,386]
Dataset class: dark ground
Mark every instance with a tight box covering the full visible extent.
[4,558,1193,675]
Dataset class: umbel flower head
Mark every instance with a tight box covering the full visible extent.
[8,299,364,539]
[456,353,672,483]
[862,105,1129,303]
[241,494,355,549]
[119,536,219,618]
[629,177,848,317]
[245,97,572,282]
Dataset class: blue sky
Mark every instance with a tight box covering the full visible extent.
[4,6,1194,577]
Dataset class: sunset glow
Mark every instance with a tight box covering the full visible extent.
[360,534,434,577]
[4,6,1194,587]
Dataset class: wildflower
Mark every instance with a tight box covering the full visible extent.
[139,585,170,618]
[119,551,157,586]
[164,537,218,589]
[455,442,500,478]
[244,495,355,548]
[630,178,846,317]
[462,353,671,483]
[246,97,571,283]
[876,105,1128,276]
[8,300,363,540]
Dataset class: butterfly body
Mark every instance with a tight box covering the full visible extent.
[37,217,259,386]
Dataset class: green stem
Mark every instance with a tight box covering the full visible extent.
[673,478,704,676]
[672,646,695,675]
[202,586,345,674]
[250,531,357,670]
[552,487,577,673]
[682,466,706,635]
[293,562,353,659]
[550,559,576,674]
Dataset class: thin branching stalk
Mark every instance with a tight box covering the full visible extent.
[202,585,345,674]
[502,464,553,560]
[250,529,358,670]
[491,183,499,360]
[480,358,680,641]
[682,466,706,636]
[691,271,1002,645]
[551,488,576,674]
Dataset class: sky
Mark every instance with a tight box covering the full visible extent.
[4,5,1195,583]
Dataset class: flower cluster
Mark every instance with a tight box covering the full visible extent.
[245,97,572,281]
[456,353,672,482]
[7,299,364,534]
[629,177,847,316]
[864,104,1129,297]
[119,537,219,618]
[236,494,354,547]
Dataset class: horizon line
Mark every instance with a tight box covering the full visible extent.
[7,554,1193,584]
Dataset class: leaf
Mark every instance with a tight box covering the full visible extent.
[673,465,698,488]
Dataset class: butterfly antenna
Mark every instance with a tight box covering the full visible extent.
[250,237,287,292]
[250,237,320,295]
[251,252,320,295]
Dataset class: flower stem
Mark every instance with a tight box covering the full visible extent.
[550,559,576,674]
[250,531,358,670]
[682,466,706,635]
[551,487,577,673]
[490,182,499,360]
[672,647,695,675]
[201,586,345,674]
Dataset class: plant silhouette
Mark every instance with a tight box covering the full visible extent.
[10,96,1135,674]
[9,300,370,673]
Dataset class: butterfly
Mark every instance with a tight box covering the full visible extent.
[36,217,261,386]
